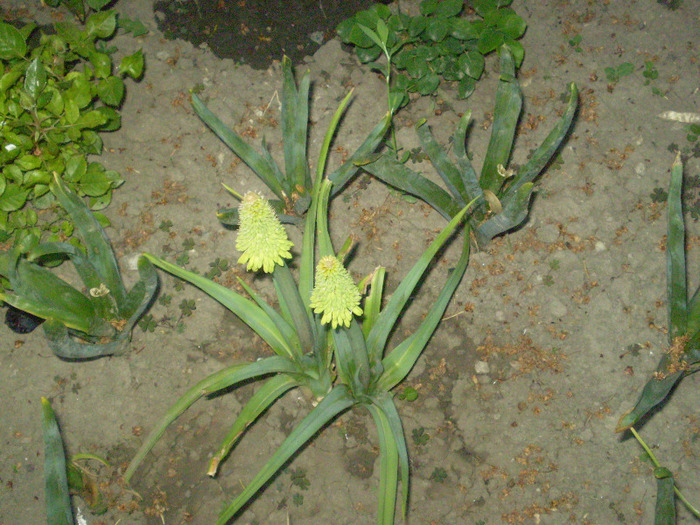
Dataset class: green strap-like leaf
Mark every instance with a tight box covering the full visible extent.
[208,375,299,476]
[332,320,371,395]
[452,111,484,207]
[366,401,399,525]
[666,153,687,341]
[368,204,471,360]
[281,56,311,195]
[43,318,128,359]
[503,82,578,200]
[616,369,684,432]
[654,469,676,525]
[125,356,295,483]
[479,46,522,194]
[377,233,470,391]
[475,182,533,246]
[360,154,463,221]
[50,174,127,307]
[216,385,355,525]
[42,397,73,525]
[367,392,410,524]
[363,267,386,341]
[143,253,296,360]
[237,273,301,358]
[191,93,286,200]
[416,120,467,206]
[272,263,315,357]
[328,112,392,195]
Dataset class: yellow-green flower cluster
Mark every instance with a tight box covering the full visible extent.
[236,192,293,273]
[310,255,363,329]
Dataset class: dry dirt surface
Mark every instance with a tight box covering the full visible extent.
[1,0,699,524]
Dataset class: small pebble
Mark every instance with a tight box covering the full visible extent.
[474,360,490,374]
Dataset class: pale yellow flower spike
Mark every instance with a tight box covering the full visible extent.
[236,192,293,273]
[310,255,363,329]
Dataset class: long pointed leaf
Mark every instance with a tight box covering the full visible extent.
[42,397,73,525]
[42,318,129,359]
[237,276,300,357]
[143,253,296,360]
[367,204,471,359]
[125,356,295,482]
[361,154,463,220]
[416,120,467,206]
[208,374,298,476]
[479,46,522,194]
[50,174,127,307]
[191,93,285,200]
[363,267,386,341]
[332,320,371,395]
[328,112,392,194]
[667,153,686,341]
[368,392,410,523]
[273,262,314,355]
[452,111,484,205]
[377,234,470,391]
[366,401,399,525]
[282,56,311,193]
[216,385,355,525]
[475,182,533,246]
[503,82,578,200]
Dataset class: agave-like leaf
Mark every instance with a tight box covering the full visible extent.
[142,253,297,361]
[415,119,468,206]
[359,153,463,221]
[479,46,522,195]
[42,397,73,525]
[208,374,299,476]
[191,93,286,200]
[281,55,311,195]
[474,182,533,246]
[50,174,128,310]
[216,384,356,525]
[666,153,687,340]
[362,267,386,341]
[125,355,298,483]
[502,82,578,200]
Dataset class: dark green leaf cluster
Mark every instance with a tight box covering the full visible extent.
[0,14,144,242]
[0,176,157,359]
[362,47,578,247]
[337,0,526,103]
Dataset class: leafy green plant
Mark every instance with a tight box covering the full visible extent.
[124,86,475,524]
[337,0,526,105]
[0,16,144,242]
[44,0,112,23]
[191,55,391,226]
[617,154,700,523]
[0,175,157,359]
[604,62,634,83]
[359,46,578,247]
[42,397,74,525]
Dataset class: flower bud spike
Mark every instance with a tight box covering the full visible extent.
[236,192,293,273]
[310,255,363,329]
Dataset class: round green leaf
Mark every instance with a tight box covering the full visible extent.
[425,17,449,42]
[415,72,440,95]
[458,50,485,79]
[0,23,27,60]
[496,9,527,39]
[24,58,48,99]
[85,12,117,40]
[119,49,144,80]
[89,51,112,79]
[458,77,477,99]
[477,30,505,54]
[505,39,524,68]
[451,19,480,40]
[97,76,124,106]
[0,183,29,211]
